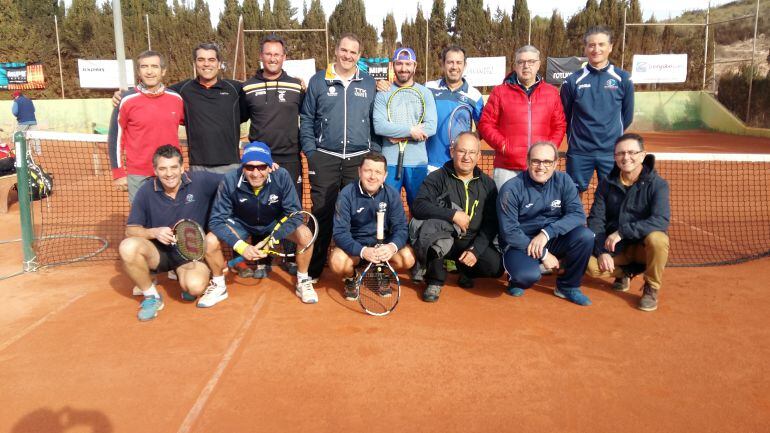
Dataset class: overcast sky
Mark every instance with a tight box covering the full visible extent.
[201,0,734,29]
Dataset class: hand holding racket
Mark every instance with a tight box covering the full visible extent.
[386,86,426,181]
[227,210,318,267]
[171,219,206,262]
[357,202,400,316]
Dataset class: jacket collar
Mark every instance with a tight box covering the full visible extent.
[153,172,192,192]
[357,181,384,197]
[254,69,289,82]
[441,160,482,180]
[324,63,363,83]
[236,169,272,191]
[438,77,470,93]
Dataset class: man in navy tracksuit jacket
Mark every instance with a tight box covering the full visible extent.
[329,153,414,301]
[561,26,634,193]
[497,142,595,306]
[299,33,378,280]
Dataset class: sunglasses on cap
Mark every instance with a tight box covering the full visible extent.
[243,164,269,172]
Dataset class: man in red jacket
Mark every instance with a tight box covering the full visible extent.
[479,45,566,190]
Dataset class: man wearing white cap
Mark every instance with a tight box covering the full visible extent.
[209,141,319,304]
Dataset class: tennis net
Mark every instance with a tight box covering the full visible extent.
[22,131,770,267]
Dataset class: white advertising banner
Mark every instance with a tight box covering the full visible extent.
[261,58,317,86]
[463,57,507,87]
[631,54,688,84]
[77,59,135,89]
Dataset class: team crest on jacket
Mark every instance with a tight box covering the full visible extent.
[354,88,367,98]
[550,199,561,208]
[268,194,279,205]
[327,87,338,96]
[604,79,619,90]
[278,90,286,102]
[186,194,195,203]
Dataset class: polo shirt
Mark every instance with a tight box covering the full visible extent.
[170,79,246,167]
[127,171,223,229]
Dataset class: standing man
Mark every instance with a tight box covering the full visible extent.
[586,133,670,312]
[425,45,484,172]
[243,34,305,278]
[119,145,228,322]
[11,91,37,133]
[497,141,595,306]
[411,132,503,302]
[108,50,184,202]
[372,47,437,209]
[329,152,415,300]
[479,45,566,190]
[300,33,378,281]
[208,142,318,304]
[560,26,634,194]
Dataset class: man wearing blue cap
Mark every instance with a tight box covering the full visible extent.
[373,47,437,209]
[209,142,319,304]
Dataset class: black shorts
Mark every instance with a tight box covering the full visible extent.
[151,240,191,273]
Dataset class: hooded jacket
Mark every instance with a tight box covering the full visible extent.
[478,72,566,171]
[587,154,670,257]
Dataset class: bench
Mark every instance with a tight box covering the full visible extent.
[0,174,17,214]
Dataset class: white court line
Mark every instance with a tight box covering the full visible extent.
[0,292,87,352]
[671,216,743,252]
[177,292,267,433]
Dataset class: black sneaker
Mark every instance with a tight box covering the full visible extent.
[343,277,359,301]
[457,273,474,289]
[376,272,392,297]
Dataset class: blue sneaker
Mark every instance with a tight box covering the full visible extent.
[138,296,164,321]
[506,286,525,297]
[181,291,197,302]
[253,264,272,279]
[554,287,592,306]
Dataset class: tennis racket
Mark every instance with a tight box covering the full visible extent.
[227,210,318,267]
[386,86,426,181]
[447,104,474,146]
[172,219,206,262]
[357,202,400,316]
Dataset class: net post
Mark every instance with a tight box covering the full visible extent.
[14,132,38,272]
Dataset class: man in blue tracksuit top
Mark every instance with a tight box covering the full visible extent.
[560,26,634,193]
[209,142,319,304]
[329,153,415,301]
[497,141,595,306]
[373,47,437,210]
[425,45,484,172]
[300,33,378,280]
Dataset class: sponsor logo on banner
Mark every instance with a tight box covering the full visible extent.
[631,54,688,84]
[77,59,136,89]
[545,57,588,85]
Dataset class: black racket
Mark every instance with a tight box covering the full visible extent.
[227,210,318,267]
[357,202,400,316]
[386,86,426,181]
[172,219,206,261]
[447,104,474,146]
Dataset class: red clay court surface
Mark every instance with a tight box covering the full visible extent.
[1,130,769,432]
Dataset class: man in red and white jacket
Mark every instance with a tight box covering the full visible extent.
[108,50,184,202]
[478,45,566,190]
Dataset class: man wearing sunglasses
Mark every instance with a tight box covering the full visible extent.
[209,142,318,304]
[586,133,670,311]
[497,141,594,306]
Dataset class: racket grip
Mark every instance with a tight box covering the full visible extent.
[227,255,245,268]
[395,152,404,181]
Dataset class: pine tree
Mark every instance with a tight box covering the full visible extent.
[382,13,398,61]
[492,8,514,70]
[327,0,378,58]
[241,0,263,74]
[512,0,530,47]
[546,10,567,58]
[217,0,242,71]
[427,0,451,79]
[300,0,327,70]
[450,0,489,57]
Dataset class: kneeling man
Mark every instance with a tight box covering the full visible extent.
[329,152,415,300]
[120,145,227,322]
[586,133,670,311]
[497,141,594,306]
[209,141,318,304]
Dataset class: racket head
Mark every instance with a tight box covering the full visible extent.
[357,260,400,316]
[448,104,474,146]
[263,210,318,257]
[386,86,426,126]
[172,219,206,261]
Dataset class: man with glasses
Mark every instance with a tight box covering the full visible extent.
[586,133,670,311]
[497,141,594,306]
[560,26,634,193]
[411,132,502,302]
[209,142,319,304]
[479,45,566,190]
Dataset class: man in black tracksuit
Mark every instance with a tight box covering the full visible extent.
[299,33,378,280]
[242,34,305,277]
[411,132,503,302]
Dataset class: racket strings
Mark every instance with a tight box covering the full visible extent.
[359,266,397,315]
[174,222,205,260]
[387,90,425,125]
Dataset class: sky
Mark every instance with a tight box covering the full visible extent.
[201,0,734,30]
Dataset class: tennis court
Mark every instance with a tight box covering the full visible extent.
[1,130,769,433]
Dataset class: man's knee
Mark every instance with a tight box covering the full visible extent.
[328,248,352,275]
[645,231,669,250]
[179,263,210,295]
[394,246,416,270]
[205,232,222,253]
[119,237,147,263]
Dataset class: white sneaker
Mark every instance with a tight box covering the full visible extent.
[132,277,159,296]
[295,278,318,304]
[197,282,228,308]
[168,270,178,280]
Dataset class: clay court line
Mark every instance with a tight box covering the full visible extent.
[672,217,743,252]
[0,292,87,353]
[176,292,267,433]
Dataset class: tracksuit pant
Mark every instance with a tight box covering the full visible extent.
[566,153,615,192]
[425,237,504,287]
[503,226,594,291]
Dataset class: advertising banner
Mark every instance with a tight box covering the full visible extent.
[463,57,507,87]
[77,59,136,89]
[631,54,688,84]
[545,57,587,85]
[0,62,46,90]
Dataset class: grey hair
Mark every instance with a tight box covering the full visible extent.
[515,45,540,59]
[527,141,559,162]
